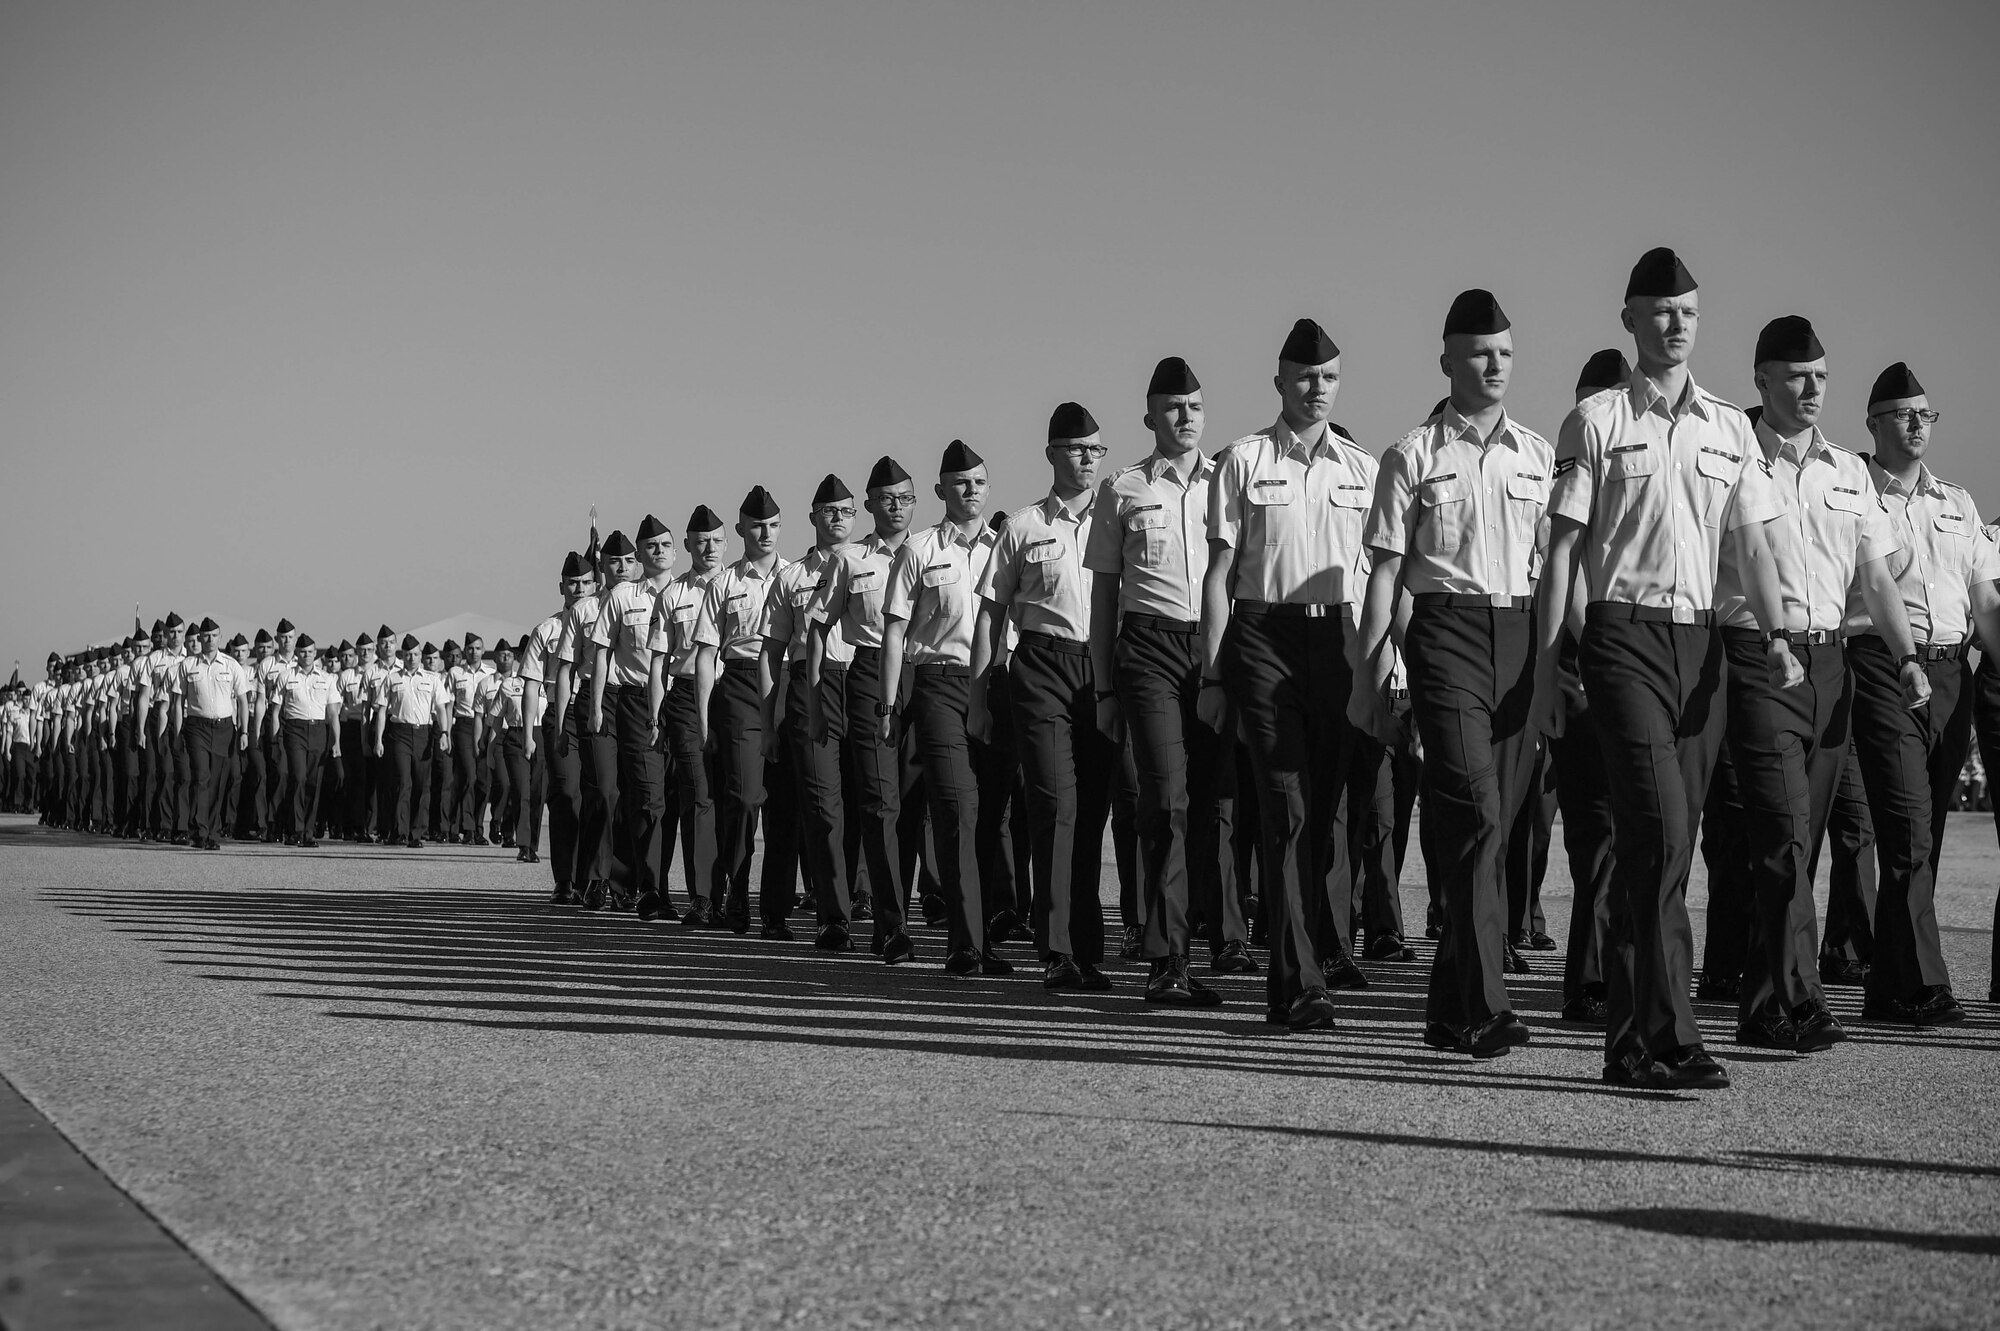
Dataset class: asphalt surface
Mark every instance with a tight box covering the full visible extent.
[2,811,1997,1330]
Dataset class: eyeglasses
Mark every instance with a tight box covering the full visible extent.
[874,494,918,509]
[813,506,858,520]
[1870,408,1940,427]
[1051,444,1109,460]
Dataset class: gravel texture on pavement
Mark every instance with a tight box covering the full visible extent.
[1,811,1997,1330]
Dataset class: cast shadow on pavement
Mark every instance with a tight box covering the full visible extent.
[1006,1110,2000,1179]
[43,884,1662,1098]
[1549,1206,2000,1255]
[37,883,1994,1108]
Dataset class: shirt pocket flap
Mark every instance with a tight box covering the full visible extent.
[1420,475,1471,506]
[1694,447,1739,483]
[670,605,697,624]
[1607,447,1661,482]
[1126,508,1169,531]
[1330,484,1370,509]
[1506,474,1548,503]
[922,563,961,588]
[1024,540,1062,564]
[1934,510,1969,535]
[1247,479,1294,506]
[1823,486,1867,514]
[791,589,815,607]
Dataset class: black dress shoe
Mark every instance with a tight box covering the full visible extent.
[1792,1005,1846,1053]
[980,952,1014,976]
[1044,955,1084,990]
[1465,1012,1531,1059]
[1560,994,1608,1024]
[1525,931,1557,951]
[1077,964,1111,990]
[1862,985,1964,1027]
[1145,956,1223,1007]
[760,921,796,942]
[636,892,667,921]
[1734,1014,1798,1049]
[852,899,874,921]
[943,948,980,976]
[1422,1022,1461,1051]
[1915,985,1967,1026]
[1118,925,1143,960]
[1694,973,1741,1001]
[1209,940,1260,974]
[882,931,915,966]
[524,849,541,864]
[986,908,1020,943]
[1363,932,1416,963]
[1660,1045,1731,1089]
[1323,955,1371,991]
[1502,937,1531,975]
[473,834,490,847]
[682,900,714,927]
[726,904,750,936]
[300,836,319,848]
[1287,987,1338,1031]
[814,923,855,952]
[1602,1052,1669,1089]
[581,880,607,911]
[921,894,950,928]
[515,847,531,863]
[548,884,574,905]
[407,837,423,849]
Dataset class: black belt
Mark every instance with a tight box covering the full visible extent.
[1019,631,1089,656]
[603,683,644,695]
[913,663,969,678]
[280,717,328,727]
[722,658,760,675]
[1124,613,1200,635]
[1412,592,1533,611]
[1856,633,1970,662]
[1721,627,1838,647]
[1235,600,1349,619]
[851,645,882,659]
[1586,602,1716,628]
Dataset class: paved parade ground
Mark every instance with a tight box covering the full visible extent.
[2,811,1996,1331]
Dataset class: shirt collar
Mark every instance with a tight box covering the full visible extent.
[1872,456,1944,499]
[933,518,988,549]
[1144,449,1213,486]
[1627,371,1712,422]
[1271,417,1342,462]
[1040,489,1093,524]
[1440,404,1521,452]
[731,556,779,581]
[1755,416,1830,468]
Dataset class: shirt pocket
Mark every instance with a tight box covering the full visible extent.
[1329,481,1370,548]
[1693,446,1740,526]
[1247,477,1299,545]
[725,593,757,639]
[1125,506,1169,567]
[1821,484,1866,545]
[848,569,885,627]
[920,562,963,633]
[1603,446,1661,531]
[1506,472,1549,531]
[1023,538,1064,596]
[1417,475,1473,554]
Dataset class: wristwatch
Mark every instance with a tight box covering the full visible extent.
[1762,628,1787,647]
[1899,652,1921,670]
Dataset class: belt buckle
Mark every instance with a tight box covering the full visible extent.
[1304,604,1324,619]
[1672,606,1695,625]
[1489,592,1511,609]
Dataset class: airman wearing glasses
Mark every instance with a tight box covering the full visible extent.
[1846,362,2000,1027]
[972,403,1116,992]
[766,474,859,949]
[808,456,922,963]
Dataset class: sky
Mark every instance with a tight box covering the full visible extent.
[4,0,1997,673]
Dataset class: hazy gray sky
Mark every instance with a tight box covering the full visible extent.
[5,0,1997,672]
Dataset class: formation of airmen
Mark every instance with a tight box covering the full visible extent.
[7,246,1998,1092]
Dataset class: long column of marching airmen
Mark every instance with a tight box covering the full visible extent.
[10,245,2000,1090]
